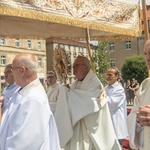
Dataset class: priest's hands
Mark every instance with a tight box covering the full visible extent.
[137,105,150,126]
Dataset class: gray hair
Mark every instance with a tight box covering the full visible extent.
[17,54,37,72]
[47,70,56,77]
[107,67,120,76]
[5,64,12,69]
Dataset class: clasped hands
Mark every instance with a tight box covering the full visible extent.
[137,105,150,127]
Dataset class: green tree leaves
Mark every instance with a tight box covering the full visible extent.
[92,41,109,85]
[121,55,148,84]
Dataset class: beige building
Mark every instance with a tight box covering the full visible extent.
[107,36,145,71]
[0,38,47,90]
[0,38,88,90]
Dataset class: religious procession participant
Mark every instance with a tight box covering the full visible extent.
[0,64,20,122]
[1,64,20,110]
[46,70,61,114]
[127,39,150,150]
[105,67,128,146]
[0,52,60,150]
[55,55,121,150]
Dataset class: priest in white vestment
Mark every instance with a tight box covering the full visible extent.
[127,39,150,150]
[55,56,121,150]
[0,53,60,150]
[46,71,61,114]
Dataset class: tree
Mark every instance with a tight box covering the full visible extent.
[121,55,148,84]
[92,41,109,86]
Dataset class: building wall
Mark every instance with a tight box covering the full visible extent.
[0,38,46,91]
[107,38,145,71]
[0,38,89,90]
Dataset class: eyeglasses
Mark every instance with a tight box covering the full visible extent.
[47,76,55,79]
[11,67,21,70]
[106,73,115,77]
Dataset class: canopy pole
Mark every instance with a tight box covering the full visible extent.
[142,0,149,40]
[85,29,95,72]
[142,0,150,76]
[85,29,106,103]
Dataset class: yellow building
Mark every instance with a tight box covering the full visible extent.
[0,38,46,91]
[0,38,88,91]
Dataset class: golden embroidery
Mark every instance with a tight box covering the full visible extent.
[0,0,142,39]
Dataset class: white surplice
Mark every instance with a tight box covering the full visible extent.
[105,82,128,140]
[55,70,121,150]
[127,77,150,150]
[0,78,60,150]
[46,82,61,114]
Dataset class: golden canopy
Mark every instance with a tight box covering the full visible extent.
[0,0,142,40]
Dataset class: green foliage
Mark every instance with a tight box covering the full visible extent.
[121,55,148,84]
[92,41,109,86]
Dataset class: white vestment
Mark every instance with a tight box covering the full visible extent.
[2,83,20,111]
[105,82,128,140]
[0,78,60,150]
[55,70,121,150]
[127,77,150,150]
[46,82,61,114]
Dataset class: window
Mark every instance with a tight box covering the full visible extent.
[15,38,20,48]
[38,58,42,67]
[1,55,6,65]
[0,38,6,45]
[80,47,83,52]
[126,41,131,50]
[109,42,115,51]
[27,40,32,49]
[110,59,115,67]
[37,41,42,50]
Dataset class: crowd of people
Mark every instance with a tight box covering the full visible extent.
[0,39,150,150]
[124,78,139,105]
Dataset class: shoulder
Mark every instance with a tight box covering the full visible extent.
[140,77,150,90]
[85,70,101,83]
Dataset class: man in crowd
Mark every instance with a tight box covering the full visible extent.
[127,39,150,150]
[0,64,20,122]
[105,67,128,146]
[0,52,60,150]
[55,56,121,150]
[1,64,20,109]
[46,70,61,114]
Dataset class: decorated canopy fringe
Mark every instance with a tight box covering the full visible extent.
[0,0,142,40]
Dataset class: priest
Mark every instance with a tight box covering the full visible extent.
[127,39,150,150]
[55,55,121,150]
